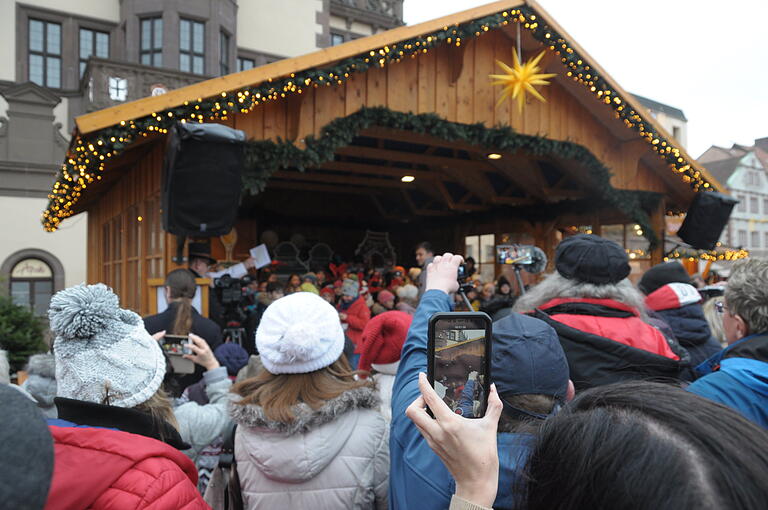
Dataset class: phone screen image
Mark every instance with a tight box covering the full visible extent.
[497,245,533,265]
[429,314,491,418]
[162,335,192,355]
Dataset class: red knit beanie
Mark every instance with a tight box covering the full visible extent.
[358,311,412,372]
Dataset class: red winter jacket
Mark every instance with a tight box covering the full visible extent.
[46,425,210,510]
[540,297,679,359]
[340,296,371,353]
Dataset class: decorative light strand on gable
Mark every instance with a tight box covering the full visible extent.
[42,6,714,231]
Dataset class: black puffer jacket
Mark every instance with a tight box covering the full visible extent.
[644,283,722,368]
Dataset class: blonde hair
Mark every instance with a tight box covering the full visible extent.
[102,386,179,439]
[703,298,727,347]
[232,356,373,423]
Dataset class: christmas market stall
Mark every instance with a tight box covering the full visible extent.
[42,0,736,316]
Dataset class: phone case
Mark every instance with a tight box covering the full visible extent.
[427,312,492,418]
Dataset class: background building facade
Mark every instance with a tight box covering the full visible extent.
[699,138,768,258]
[0,0,402,315]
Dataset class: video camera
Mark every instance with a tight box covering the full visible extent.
[213,274,255,305]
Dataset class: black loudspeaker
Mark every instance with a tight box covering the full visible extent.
[162,122,245,237]
[677,191,739,250]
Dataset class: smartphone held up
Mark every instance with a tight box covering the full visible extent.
[427,312,492,418]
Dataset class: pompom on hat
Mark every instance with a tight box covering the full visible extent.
[48,284,165,409]
[256,292,345,374]
[358,311,412,372]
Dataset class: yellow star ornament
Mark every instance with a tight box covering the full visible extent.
[490,50,557,112]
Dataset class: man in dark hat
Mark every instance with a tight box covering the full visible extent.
[513,234,685,390]
[390,253,573,510]
[187,241,256,281]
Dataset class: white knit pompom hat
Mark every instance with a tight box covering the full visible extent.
[256,292,345,374]
[48,284,165,408]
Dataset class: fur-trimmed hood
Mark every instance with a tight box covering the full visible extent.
[230,386,379,435]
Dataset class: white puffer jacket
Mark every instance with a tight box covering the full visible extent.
[230,386,389,510]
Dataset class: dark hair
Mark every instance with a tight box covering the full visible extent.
[164,269,196,336]
[415,241,434,254]
[266,281,283,293]
[521,381,768,510]
[498,393,556,432]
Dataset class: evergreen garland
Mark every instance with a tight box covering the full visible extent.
[243,106,661,248]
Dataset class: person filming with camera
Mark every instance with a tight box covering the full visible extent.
[389,253,574,510]
[144,268,223,394]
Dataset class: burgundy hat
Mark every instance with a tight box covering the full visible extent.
[358,311,412,372]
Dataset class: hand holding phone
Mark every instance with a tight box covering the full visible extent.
[406,372,503,508]
[183,333,220,371]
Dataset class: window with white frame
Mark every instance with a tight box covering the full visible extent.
[763,198,768,215]
[750,196,759,213]
[737,195,746,212]
[464,234,496,282]
[108,77,127,101]
[738,230,747,247]
[752,231,760,248]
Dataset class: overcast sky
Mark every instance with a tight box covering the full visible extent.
[403,1,768,158]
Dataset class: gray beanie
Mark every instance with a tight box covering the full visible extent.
[48,284,165,408]
[341,278,359,298]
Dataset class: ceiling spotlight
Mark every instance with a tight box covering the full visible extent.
[487,153,502,160]
[401,175,415,183]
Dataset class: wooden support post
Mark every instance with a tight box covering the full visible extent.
[650,198,666,266]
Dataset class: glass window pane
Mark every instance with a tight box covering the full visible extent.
[141,19,151,50]
[33,281,53,316]
[29,54,44,85]
[153,19,163,48]
[180,20,190,50]
[29,20,44,51]
[79,61,86,76]
[11,281,31,308]
[47,22,61,54]
[141,53,150,65]
[480,234,495,263]
[192,56,203,75]
[180,53,190,72]
[193,22,204,53]
[47,56,61,87]
[465,236,479,261]
[80,29,93,58]
[152,52,162,67]
[96,32,109,57]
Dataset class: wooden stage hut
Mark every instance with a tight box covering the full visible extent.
[42,0,724,315]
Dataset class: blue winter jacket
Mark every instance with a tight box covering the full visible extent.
[389,290,531,510]
[688,333,768,428]
[655,304,722,368]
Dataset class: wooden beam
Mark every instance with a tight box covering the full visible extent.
[266,180,385,195]
[335,145,494,173]
[273,170,409,188]
[360,127,490,156]
[320,160,447,181]
[487,156,548,201]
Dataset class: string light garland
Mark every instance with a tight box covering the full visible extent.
[664,247,749,262]
[42,5,716,231]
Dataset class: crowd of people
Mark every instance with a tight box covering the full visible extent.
[2,233,768,510]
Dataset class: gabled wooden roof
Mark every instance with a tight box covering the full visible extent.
[45,0,722,231]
